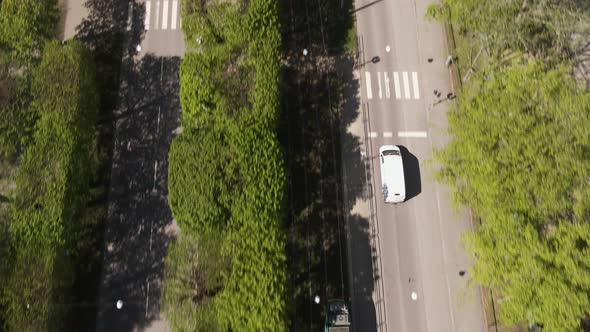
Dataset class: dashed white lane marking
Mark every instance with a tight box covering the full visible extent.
[126,2,133,31]
[162,0,169,29]
[403,72,411,99]
[145,1,151,30]
[393,72,401,99]
[398,131,428,138]
[145,281,150,317]
[412,72,420,99]
[378,72,383,99]
[171,0,178,30]
[365,72,373,100]
[154,0,160,30]
[383,131,393,138]
[384,72,390,99]
[153,160,158,190]
[369,132,378,138]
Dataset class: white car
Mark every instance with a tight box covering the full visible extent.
[379,145,406,204]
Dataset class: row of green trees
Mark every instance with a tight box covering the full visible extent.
[163,0,288,330]
[429,1,590,330]
[0,1,102,330]
[0,0,59,159]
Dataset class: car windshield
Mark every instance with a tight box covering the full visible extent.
[382,150,400,156]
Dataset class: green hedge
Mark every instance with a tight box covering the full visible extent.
[0,0,58,64]
[165,0,288,330]
[2,40,99,331]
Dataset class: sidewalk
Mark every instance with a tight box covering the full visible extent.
[57,0,89,41]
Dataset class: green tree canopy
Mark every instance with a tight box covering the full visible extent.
[427,0,590,63]
[2,40,99,331]
[165,0,289,330]
[0,0,58,63]
[437,61,590,329]
[162,233,227,332]
[168,126,241,236]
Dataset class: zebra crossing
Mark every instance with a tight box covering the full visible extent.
[364,71,420,100]
[144,0,181,31]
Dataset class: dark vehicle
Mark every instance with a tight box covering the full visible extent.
[325,299,351,332]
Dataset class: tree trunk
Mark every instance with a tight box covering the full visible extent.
[0,193,10,204]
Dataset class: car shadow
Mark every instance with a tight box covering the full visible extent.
[398,145,422,201]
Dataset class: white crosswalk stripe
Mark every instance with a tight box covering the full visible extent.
[378,72,383,99]
[402,72,410,99]
[384,72,390,99]
[365,72,373,100]
[144,0,182,31]
[393,72,401,99]
[154,0,160,30]
[412,71,420,99]
[364,71,421,100]
[162,0,169,29]
[145,1,151,30]
[171,0,178,30]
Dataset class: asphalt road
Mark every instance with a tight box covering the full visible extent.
[350,0,488,331]
[86,0,185,331]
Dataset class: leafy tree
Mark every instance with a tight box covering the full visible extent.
[161,233,227,332]
[2,40,99,331]
[168,127,241,236]
[167,0,289,330]
[427,0,590,63]
[0,0,58,63]
[436,61,590,329]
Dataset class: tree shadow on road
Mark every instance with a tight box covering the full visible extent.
[280,0,380,330]
[94,54,181,332]
[72,0,179,330]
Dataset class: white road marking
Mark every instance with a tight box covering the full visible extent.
[162,0,169,29]
[145,1,151,30]
[171,0,178,30]
[365,72,373,100]
[384,72,390,99]
[369,132,378,138]
[383,131,393,137]
[126,2,133,31]
[154,0,160,30]
[398,131,428,138]
[145,280,150,317]
[412,72,420,99]
[403,71,411,99]
[157,106,161,134]
[153,160,158,190]
[378,72,383,99]
[393,72,401,99]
